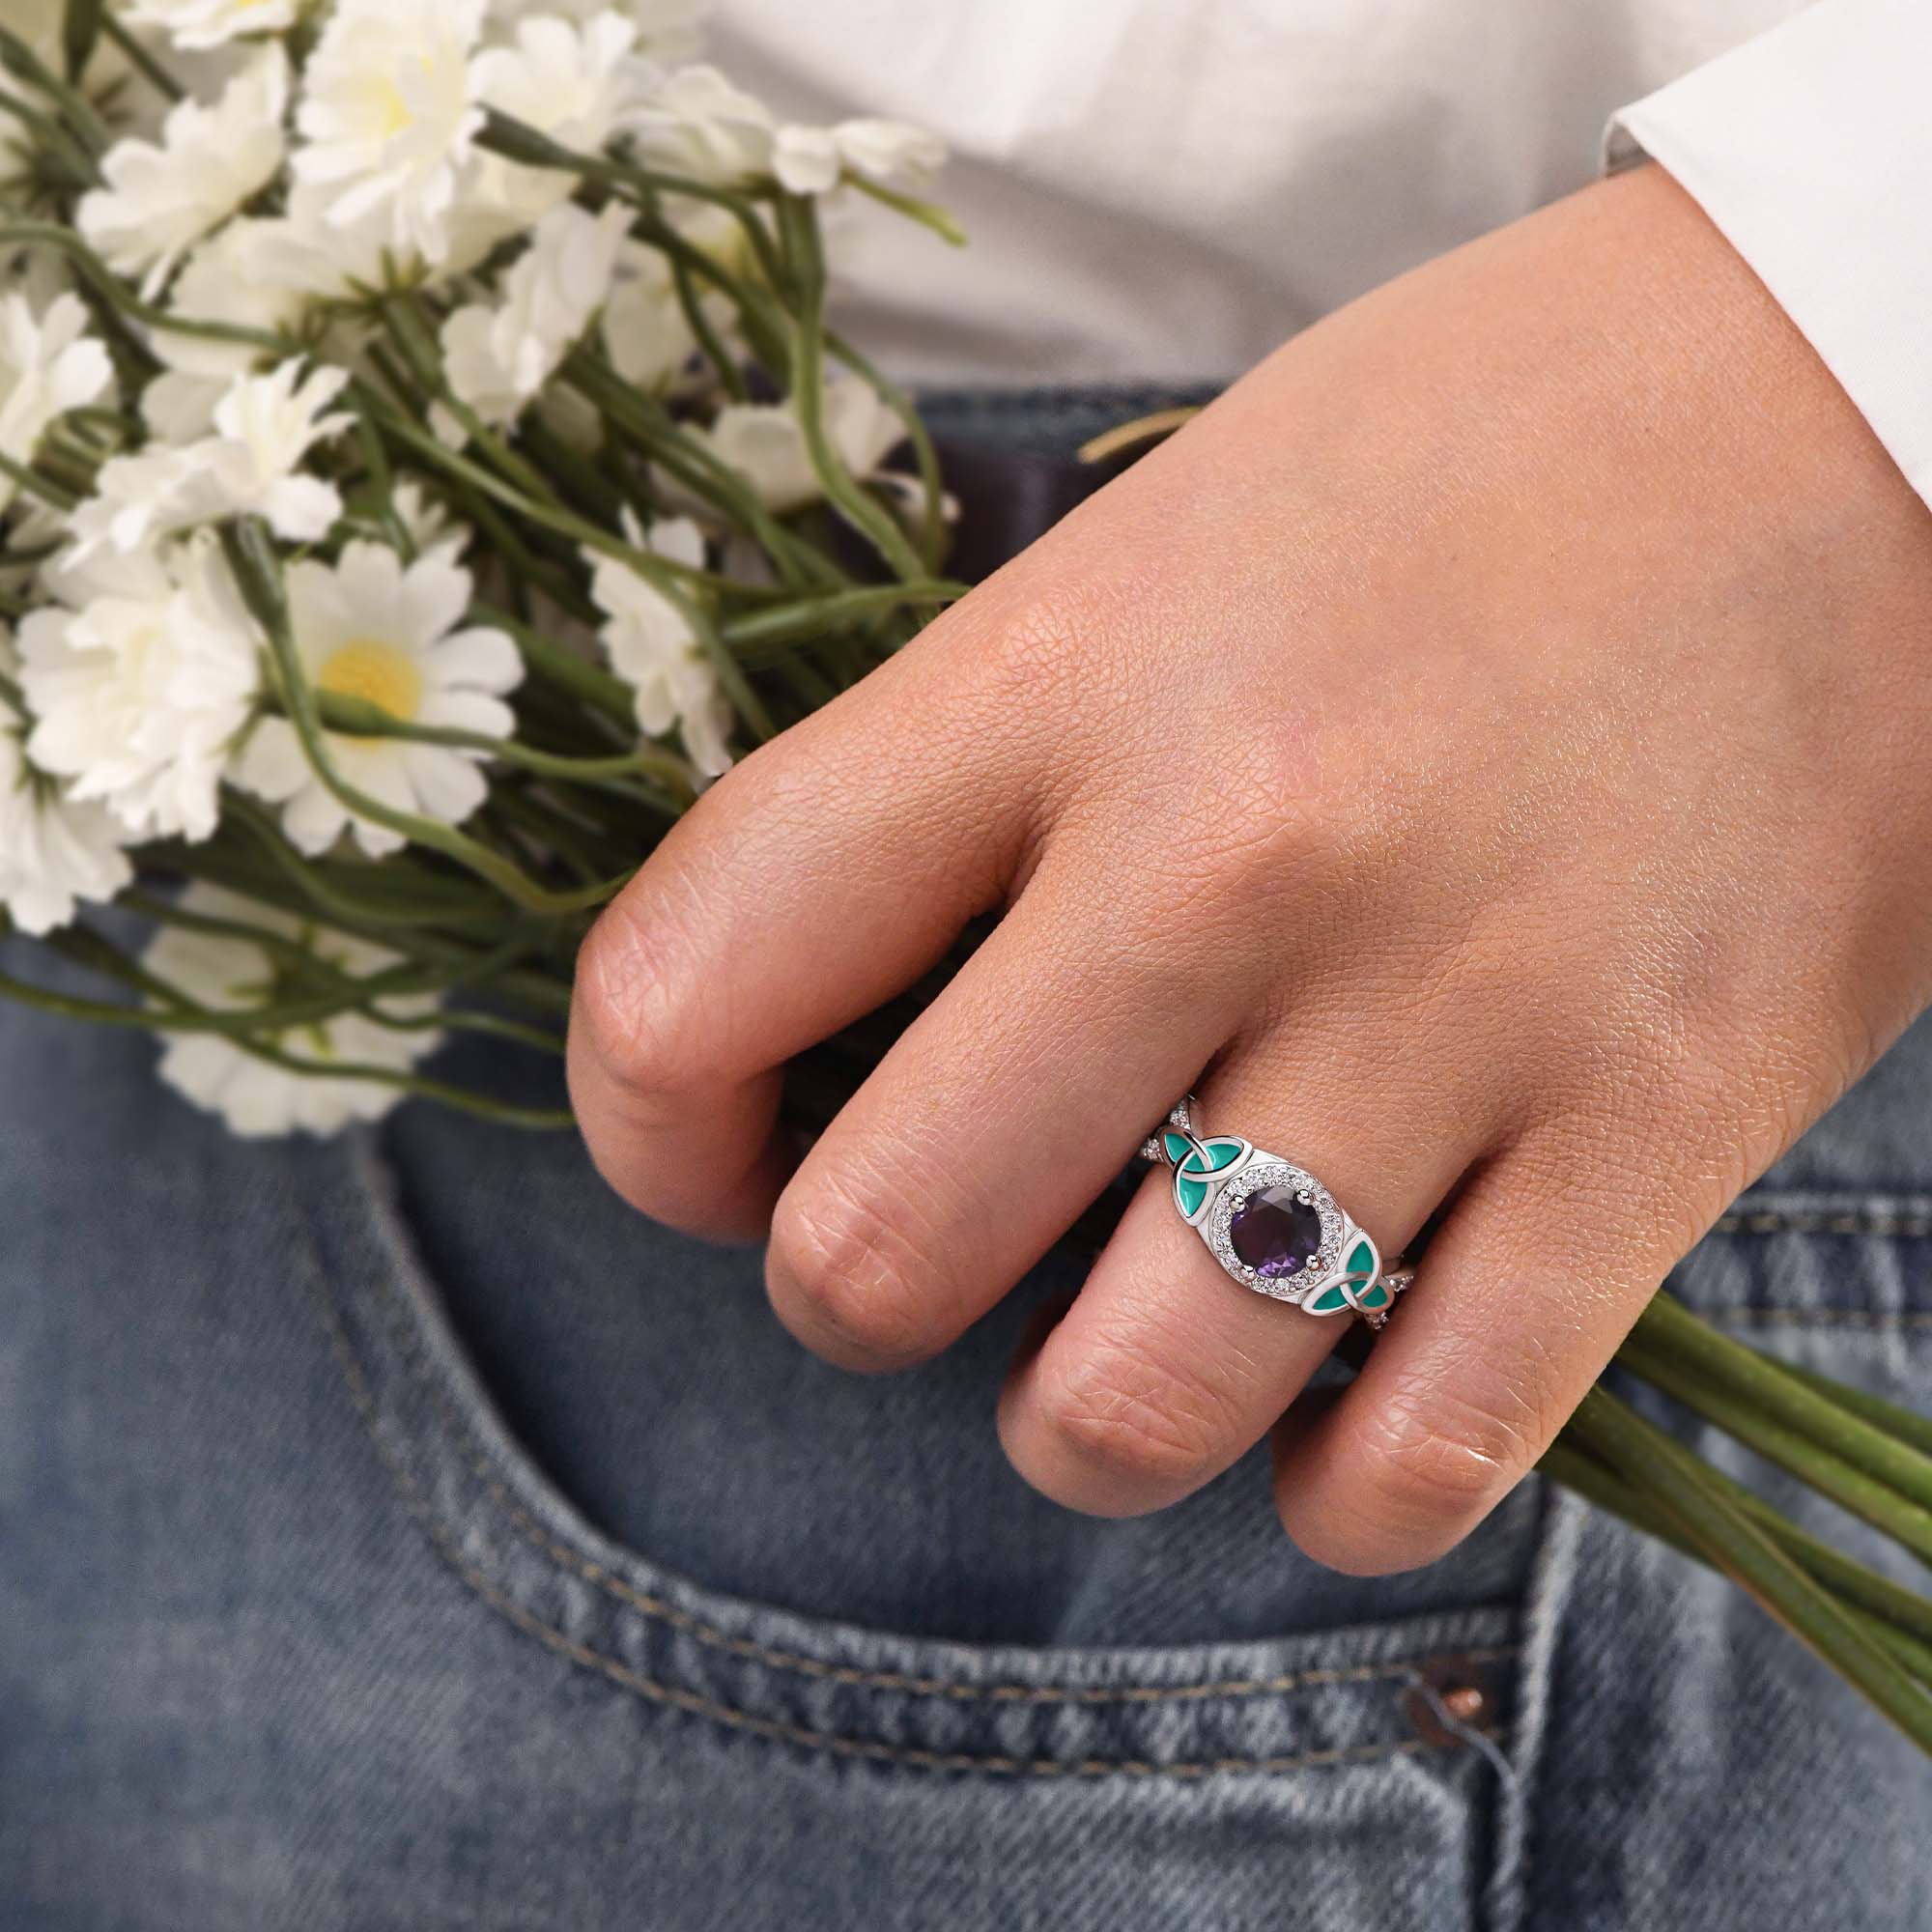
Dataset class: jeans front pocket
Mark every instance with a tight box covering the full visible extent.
[301,1126,1530,1932]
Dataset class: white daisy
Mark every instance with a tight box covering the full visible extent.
[0,641,135,937]
[688,377,902,514]
[469,12,655,225]
[69,361,353,561]
[586,514,732,777]
[17,532,261,842]
[120,0,301,50]
[440,199,633,430]
[0,293,113,516]
[146,884,443,1138]
[236,541,522,858]
[295,0,488,264]
[76,45,291,298]
[624,65,776,185]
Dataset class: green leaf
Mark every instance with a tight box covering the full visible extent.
[62,0,101,81]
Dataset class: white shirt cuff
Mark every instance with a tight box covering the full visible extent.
[1605,0,1932,514]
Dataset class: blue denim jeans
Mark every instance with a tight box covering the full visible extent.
[4,394,1930,1928]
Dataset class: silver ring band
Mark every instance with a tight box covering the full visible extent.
[1142,1095,1411,1327]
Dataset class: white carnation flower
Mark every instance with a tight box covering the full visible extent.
[440,199,632,430]
[146,884,442,1138]
[587,514,732,777]
[688,378,902,514]
[0,293,113,516]
[18,532,261,842]
[70,361,353,561]
[772,118,946,197]
[624,64,775,185]
[76,45,291,298]
[0,654,135,938]
[120,0,301,50]
[236,541,522,858]
[295,0,488,264]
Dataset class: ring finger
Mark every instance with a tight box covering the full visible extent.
[997,1016,1512,1518]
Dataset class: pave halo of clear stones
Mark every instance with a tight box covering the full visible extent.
[1205,1159,1344,1304]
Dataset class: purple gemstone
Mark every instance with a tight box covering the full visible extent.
[1229,1185,1322,1278]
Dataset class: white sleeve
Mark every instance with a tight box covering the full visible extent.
[1605,0,1932,511]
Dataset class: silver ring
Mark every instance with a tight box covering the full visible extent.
[1141,1094,1412,1327]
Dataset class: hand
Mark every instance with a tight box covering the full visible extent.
[568,164,1932,1574]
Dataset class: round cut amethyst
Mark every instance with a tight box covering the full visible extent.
[1229,1184,1322,1278]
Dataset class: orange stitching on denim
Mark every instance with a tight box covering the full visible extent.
[1714,1208,1932,1239]
[348,1182,1517,1708]
[312,1254,1492,1776]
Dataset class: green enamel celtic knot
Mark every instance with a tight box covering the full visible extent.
[1145,1096,1411,1326]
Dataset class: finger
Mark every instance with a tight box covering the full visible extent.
[1270,1131,1671,1574]
[997,1026,1504,1517]
[567,639,1039,1240]
[764,854,1241,1369]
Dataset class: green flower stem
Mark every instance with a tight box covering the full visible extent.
[482,786,630,889]
[169,832,577,1018]
[8,940,445,1040]
[343,384,780,740]
[616,196,794,382]
[1539,1439,1932,1684]
[0,87,99,187]
[223,522,635,916]
[116,890,567,1058]
[97,12,183,101]
[845,172,969,248]
[1634,1293,1932,1515]
[1557,1420,1932,1650]
[468,600,636,725]
[0,447,77,511]
[305,689,692,800]
[379,296,560,509]
[0,224,295,356]
[1567,1387,1932,1751]
[824,326,950,572]
[209,793,508,929]
[1768,1355,1932,1463]
[562,351,843,592]
[669,250,748,401]
[519,411,643,532]
[721,580,969,658]
[476,113,787,290]
[774,193,930,585]
[0,25,109,154]
[1617,1336,1932,1565]
[230,1036,576,1131]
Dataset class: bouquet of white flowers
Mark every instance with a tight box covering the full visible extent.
[1,0,961,1134]
[3,0,1929,1756]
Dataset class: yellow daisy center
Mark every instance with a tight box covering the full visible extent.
[318,639,423,727]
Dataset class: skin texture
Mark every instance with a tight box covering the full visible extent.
[568,162,1932,1576]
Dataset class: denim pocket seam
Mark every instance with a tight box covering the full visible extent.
[353,1187,1521,1706]
[309,1208,1512,1774]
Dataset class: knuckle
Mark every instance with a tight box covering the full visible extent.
[1346,1376,1538,1528]
[573,885,703,1097]
[1033,1345,1229,1501]
[768,1171,937,1367]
